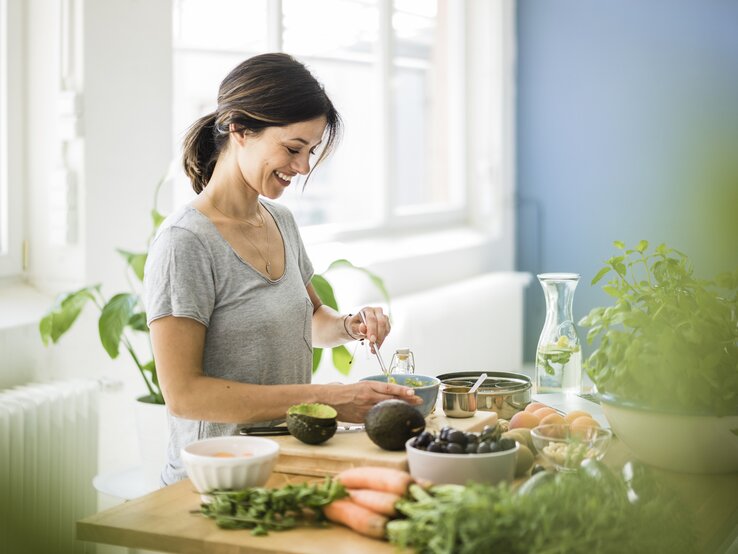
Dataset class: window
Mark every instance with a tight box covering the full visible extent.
[0,0,23,277]
[172,0,469,238]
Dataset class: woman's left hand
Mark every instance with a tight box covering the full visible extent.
[346,307,391,352]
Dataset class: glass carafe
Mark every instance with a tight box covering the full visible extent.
[535,273,582,394]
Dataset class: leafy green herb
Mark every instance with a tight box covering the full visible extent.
[579,241,738,415]
[387,462,696,554]
[200,478,347,536]
[536,343,580,376]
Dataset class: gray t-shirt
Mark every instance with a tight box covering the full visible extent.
[143,200,314,485]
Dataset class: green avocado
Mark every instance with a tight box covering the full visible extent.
[364,399,426,451]
[286,403,338,445]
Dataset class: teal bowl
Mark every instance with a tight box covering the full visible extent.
[360,374,440,418]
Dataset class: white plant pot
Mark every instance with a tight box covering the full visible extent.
[134,397,169,490]
[600,394,738,474]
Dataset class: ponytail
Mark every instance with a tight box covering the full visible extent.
[182,112,219,194]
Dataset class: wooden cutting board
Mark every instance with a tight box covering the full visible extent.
[271,408,499,477]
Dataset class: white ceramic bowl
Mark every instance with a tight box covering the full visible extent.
[405,437,518,486]
[181,436,279,495]
[600,395,738,474]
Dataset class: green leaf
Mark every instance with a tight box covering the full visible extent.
[591,267,611,285]
[128,312,149,332]
[39,285,100,344]
[613,240,625,250]
[117,249,147,282]
[731,429,738,437]
[151,209,166,230]
[331,345,352,376]
[311,274,338,310]
[312,347,323,373]
[99,293,138,358]
[325,259,392,312]
[602,285,620,298]
[636,240,649,253]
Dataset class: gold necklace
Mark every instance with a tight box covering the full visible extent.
[205,190,265,228]
[205,191,273,277]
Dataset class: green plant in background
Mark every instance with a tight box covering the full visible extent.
[579,240,738,415]
[40,177,169,404]
[39,179,386,403]
[310,259,391,374]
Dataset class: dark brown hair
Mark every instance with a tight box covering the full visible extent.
[182,53,342,193]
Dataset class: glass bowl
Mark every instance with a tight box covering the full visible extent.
[530,423,612,472]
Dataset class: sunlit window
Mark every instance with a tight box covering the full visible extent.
[173,0,464,236]
[0,0,23,277]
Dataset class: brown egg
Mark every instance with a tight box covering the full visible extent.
[524,402,547,413]
[509,411,541,430]
[563,410,592,424]
[570,416,601,438]
[540,413,566,426]
[533,407,557,419]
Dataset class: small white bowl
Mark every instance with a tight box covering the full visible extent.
[181,436,279,497]
[405,437,518,486]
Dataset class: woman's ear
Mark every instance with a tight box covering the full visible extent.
[229,123,249,146]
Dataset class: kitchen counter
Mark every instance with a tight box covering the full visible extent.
[77,402,738,553]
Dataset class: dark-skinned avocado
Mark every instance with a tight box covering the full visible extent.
[364,399,426,451]
[286,403,338,445]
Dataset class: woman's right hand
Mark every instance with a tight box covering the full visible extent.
[325,381,423,423]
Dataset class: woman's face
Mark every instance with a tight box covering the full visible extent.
[235,116,327,199]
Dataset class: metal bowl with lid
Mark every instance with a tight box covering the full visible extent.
[436,371,532,420]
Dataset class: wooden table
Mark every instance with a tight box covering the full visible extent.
[78,410,738,554]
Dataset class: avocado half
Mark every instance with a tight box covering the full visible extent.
[286,403,338,445]
[364,399,426,451]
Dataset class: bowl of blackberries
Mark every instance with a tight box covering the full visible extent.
[405,423,519,485]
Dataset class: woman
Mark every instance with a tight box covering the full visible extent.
[143,53,420,485]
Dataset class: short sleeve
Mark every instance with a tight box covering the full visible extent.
[143,226,216,327]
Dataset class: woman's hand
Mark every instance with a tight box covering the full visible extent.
[325,380,423,423]
[346,307,391,352]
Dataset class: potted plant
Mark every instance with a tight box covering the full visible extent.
[579,240,738,473]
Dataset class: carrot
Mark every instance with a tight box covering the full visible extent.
[336,466,413,496]
[347,489,400,517]
[323,499,388,539]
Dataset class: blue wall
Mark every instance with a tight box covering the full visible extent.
[516,0,738,362]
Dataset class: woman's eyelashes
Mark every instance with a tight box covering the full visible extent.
[285,144,318,156]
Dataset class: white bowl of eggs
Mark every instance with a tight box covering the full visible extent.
[181,436,279,497]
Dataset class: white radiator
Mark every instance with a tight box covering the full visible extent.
[0,380,99,554]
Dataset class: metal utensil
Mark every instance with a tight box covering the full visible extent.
[359,310,389,376]
[468,373,488,395]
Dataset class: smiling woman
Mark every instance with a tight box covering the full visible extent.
[144,53,421,486]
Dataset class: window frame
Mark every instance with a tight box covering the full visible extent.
[172,0,473,240]
[0,0,24,277]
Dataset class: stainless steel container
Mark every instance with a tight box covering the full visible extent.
[441,386,478,418]
[437,372,532,420]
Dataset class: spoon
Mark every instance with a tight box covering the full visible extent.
[358,310,390,377]
[468,373,488,394]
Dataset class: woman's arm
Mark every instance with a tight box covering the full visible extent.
[307,283,390,350]
[150,314,418,423]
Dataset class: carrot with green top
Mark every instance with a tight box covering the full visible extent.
[347,489,400,516]
[336,466,413,496]
[323,499,388,539]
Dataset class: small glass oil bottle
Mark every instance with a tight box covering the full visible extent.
[389,347,415,374]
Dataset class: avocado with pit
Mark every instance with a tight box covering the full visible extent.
[286,403,338,445]
[364,399,426,451]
